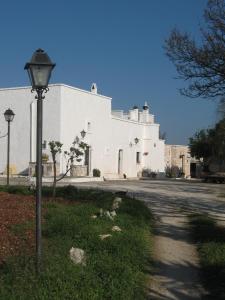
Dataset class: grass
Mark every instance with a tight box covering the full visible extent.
[0,186,153,300]
[189,214,225,300]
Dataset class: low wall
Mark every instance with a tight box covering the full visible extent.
[29,162,60,177]
[70,165,88,177]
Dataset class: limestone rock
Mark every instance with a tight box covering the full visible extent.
[112,197,122,210]
[91,215,97,219]
[69,247,86,266]
[110,210,117,218]
[105,210,114,220]
[99,208,103,217]
[112,226,122,232]
[99,234,112,240]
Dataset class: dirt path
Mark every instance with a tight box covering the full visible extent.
[146,213,206,299]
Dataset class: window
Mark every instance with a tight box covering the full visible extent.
[42,140,47,149]
[136,152,141,164]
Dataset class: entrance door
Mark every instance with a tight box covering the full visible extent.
[190,163,196,178]
[118,149,123,175]
[84,146,91,176]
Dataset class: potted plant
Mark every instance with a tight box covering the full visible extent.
[93,168,101,177]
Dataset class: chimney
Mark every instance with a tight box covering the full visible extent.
[143,101,149,111]
[91,83,97,94]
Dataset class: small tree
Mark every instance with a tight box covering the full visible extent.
[49,137,88,198]
[49,141,63,198]
[189,117,225,169]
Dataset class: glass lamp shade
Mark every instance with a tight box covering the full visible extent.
[4,108,15,122]
[24,49,55,89]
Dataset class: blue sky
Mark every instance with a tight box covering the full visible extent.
[0,0,217,145]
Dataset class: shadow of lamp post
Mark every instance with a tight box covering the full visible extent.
[24,49,55,273]
[4,108,15,186]
[180,154,185,177]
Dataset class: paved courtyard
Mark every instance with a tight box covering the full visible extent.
[74,179,225,222]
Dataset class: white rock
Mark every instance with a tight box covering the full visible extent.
[114,197,122,203]
[112,226,122,232]
[105,210,114,220]
[69,247,86,266]
[112,202,119,210]
[99,234,112,240]
[112,197,122,210]
[91,215,97,219]
[110,210,117,218]
[99,208,103,217]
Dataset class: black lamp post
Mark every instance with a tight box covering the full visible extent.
[25,49,55,273]
[4,108,15,185]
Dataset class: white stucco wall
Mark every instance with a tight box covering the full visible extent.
[109,117,144,177]
[31,85,61,162]
[109,118,165,176]
[0,83,165,178]
[59,84,112,174]
[0,87,32,174]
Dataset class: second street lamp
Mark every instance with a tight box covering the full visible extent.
[4,108,15,186]
[80,129,86,139]
[25,49,55,273]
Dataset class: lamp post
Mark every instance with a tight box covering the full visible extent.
[4,108,15,185]
[25,49,55,273]
[134,137,139,145]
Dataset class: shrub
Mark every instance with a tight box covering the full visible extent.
[0,185,33,195]
[93,168,101,177]
[42,185,78,199]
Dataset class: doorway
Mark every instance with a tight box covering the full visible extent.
[84,146,91,176]
[118,149,123,175]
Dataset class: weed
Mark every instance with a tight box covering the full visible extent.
[189,214,225,299]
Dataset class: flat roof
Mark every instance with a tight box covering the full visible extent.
[0,83,112,101]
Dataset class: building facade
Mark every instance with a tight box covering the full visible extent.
[0,83,165,178]
[165,144,191,178]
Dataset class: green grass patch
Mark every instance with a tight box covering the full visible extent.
[189,214,225,299]
[0,188,153,300]
[0,185,33,195]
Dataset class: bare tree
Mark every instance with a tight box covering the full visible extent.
[165,0,225,99]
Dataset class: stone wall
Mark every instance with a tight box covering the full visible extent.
[70,165,88,177]
[165,145,191,178]
[29,162,60,177]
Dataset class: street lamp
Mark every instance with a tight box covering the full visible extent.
[134,137,139,144]
[25,49,55,273]
[80,129,86,139]
[4,108,15,185]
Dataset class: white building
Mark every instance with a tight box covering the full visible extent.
[0,83,165,179]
